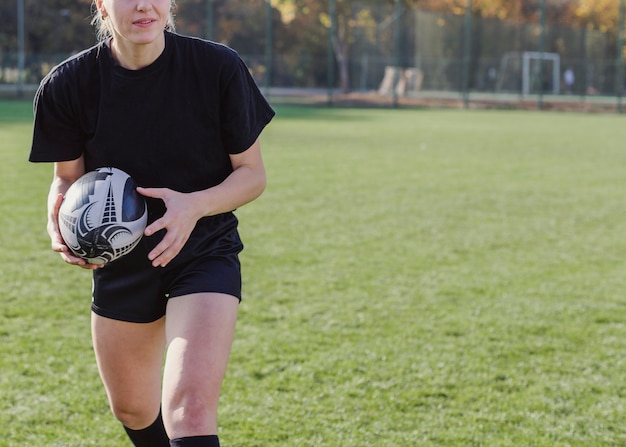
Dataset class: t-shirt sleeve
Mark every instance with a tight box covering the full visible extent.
[29,68,85,163]
[219,56,275,154]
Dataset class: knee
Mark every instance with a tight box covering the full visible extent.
[109,401,159,430]
[164,391,218,435]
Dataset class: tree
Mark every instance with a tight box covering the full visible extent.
[3,0,624,90]
[570,0,623,30]
[2,0,93,53]
[271,0,392,92]
[325,0,391,92]
[415,0,623,28]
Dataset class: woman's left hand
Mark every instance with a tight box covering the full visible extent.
[137,139,266,268]
[136,187,204,267]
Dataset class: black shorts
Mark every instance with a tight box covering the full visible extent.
[91,213,244,323]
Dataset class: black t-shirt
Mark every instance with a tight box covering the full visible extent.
[30,31,274,222]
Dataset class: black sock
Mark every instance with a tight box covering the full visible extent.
[170,435,220,447]
[123,409,170,447]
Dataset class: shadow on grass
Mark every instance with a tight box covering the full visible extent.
[0,100,33,123]
[272,104,418,122]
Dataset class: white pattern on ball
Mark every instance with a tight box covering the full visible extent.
[58,167,148,264]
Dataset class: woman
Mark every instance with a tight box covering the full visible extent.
[29,0,274,446]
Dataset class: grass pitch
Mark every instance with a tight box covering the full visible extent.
[2,101,626,446]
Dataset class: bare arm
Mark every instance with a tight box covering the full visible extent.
[188,137,267,216]
[47,155,101,269]
[138,138,267,267]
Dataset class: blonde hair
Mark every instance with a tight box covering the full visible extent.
[91,0,176,42]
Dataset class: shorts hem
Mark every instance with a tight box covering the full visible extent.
[168,289,242,302]
[91,303,165,324]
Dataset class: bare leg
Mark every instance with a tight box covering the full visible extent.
[91,313,166,430]
[162,293,239,439]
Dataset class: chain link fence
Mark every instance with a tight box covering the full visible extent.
[3,0,626,111]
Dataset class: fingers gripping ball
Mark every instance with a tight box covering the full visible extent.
[59,167,148,264]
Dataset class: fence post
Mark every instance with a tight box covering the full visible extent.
[264,0,273,96]
[327,0,336,106]
[617,0,625,112]
[538,0,546,110]
[205,0,214,40]
[392,0,403,108]
[462,0,473,109]
[17,0,25,98]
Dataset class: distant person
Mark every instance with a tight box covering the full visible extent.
[564,68,575,94]
[28,0,274,446]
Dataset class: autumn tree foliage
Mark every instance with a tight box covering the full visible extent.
[3,0,623,55]
[2,0,624,88]
[267,0,624,91]
[416,0,623,29]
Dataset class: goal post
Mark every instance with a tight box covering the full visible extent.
[522,52,560,95]
[496,51,561,95]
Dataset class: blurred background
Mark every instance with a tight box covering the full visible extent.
[2,0,626,110]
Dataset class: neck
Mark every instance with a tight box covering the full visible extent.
[110,33,166,70]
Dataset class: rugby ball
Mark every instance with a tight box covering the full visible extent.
[58,167,148,264]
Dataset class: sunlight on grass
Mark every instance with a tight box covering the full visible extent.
[2,102,626,446]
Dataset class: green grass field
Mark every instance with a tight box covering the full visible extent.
[2,101,626,446]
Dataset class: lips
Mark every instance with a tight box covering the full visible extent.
[133,18,156,25]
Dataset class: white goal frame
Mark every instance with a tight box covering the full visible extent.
[497,51,561,95]
[522,51,560,96]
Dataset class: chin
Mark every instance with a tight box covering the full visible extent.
[131,30,165,45]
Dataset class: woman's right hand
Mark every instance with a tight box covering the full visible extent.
[48,191,103,270]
